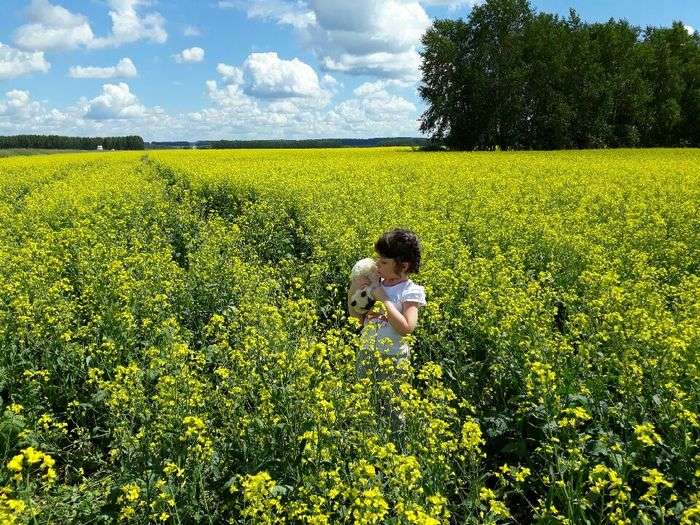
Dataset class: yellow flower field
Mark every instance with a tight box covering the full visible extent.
[0,148,699,523]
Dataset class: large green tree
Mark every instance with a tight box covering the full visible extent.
[419,0,534,150]
[419,0,700,149]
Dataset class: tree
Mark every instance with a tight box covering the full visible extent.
[419,0,534,150]
[418,0,700,149]
[418,19,473,148]
[0,135,146,150]
[521,12,573,149]
[640,23,700,146]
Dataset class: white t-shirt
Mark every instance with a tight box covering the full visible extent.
[361,279,427,357]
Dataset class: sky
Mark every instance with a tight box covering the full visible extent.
[0,0,697,141]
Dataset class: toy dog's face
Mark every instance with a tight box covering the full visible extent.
[350,287,375,312]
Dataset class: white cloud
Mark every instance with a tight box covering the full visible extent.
[267,100,300,114]
[91,0,167,48]
[14,0,167,51]
[420,0,482,8]
[174,47,205,63]
[686,25,695,35]
[190,84,418,140]
[69,58,137,79]
[14,0,95,51]
[0,84,420,140]
[83,82,148,120]
[320,73,340,93]
[323,50,421,80]
[329,88,416,128]
[352,79,414,97]
[0,42,421,141]
[217,63,245,84]
[0,90,71,136]
[0,87,179,138]
[249,0,317,29]
[0,42,50,80]
[0,90,40,116]
[205,79,253,109]
[219,0,316,29]
[184,25,201,37]
[190,56,418,140]
[242,52,328,99]
[229,0,430,81]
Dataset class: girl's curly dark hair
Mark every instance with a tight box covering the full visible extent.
[374,228,421,274]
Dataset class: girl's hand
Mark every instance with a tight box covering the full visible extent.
[365,311,387,323]
[372,286,388,302]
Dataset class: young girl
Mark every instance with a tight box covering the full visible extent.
[351,228,426,362]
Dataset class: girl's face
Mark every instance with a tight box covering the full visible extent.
[376,255,408,281]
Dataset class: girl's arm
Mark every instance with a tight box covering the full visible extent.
[373,287,419,336]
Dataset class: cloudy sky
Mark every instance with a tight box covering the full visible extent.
[0,0,697,141]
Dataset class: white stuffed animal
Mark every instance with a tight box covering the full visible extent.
[348,258,379,317]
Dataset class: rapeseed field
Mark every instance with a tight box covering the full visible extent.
[1,148,699,524]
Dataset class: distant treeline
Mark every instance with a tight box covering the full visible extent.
[146,137,429,149]
[420,0,700,150]
[0,135,145,150]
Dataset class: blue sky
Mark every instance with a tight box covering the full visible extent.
[0,0,697,141]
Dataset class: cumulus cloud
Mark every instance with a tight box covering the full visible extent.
[242,52,327,99]
[353,79,413,97]
[69,58,137,79]
[320,73,340,93]
[329,87,416,128]
[14,0,167,51]
[219,0,316,29]
[213,52,332,109]
[0,89,71,136]
[0,86,180,138]
[188,52,419,140]
[174,47,205,63]
[686,25,696,35]
[0,90,41,116]
[0,41,420,141]
[420,0,483,8]
[83,82,148,120]
[204,79,255,110]
[225,0,431,81]
[0,82,420,140]
[216,63,244,84]
[91,0,167,48]
[191,85,418,140]
[0,42,50,80]
[14,0,95,51]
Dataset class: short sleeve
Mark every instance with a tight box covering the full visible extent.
[402,283,426,307]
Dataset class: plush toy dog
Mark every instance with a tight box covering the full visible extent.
[348,258,379,317]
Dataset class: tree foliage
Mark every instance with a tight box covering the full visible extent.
[0,135,145,151]
[419,0,700,149]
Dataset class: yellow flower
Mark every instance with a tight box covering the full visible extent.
[120,483,141,503]
[351,486,388,525]
[479,487,496,501]
[163,462,184,478]
[489,499,511,518]
[7,404,23,414]
[6,455,23,473]
[634,422,663,447]
[460,419,485,453]
[22,447,43,465]
[514,467,532,482]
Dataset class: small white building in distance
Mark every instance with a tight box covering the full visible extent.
[97,145,104,151]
